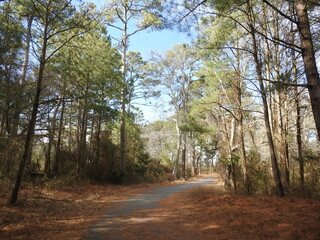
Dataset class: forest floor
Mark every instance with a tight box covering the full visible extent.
[0,174,320,240]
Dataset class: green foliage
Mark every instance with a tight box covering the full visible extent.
[246,150,271,195]
[105,0,165,30]
[220,152,240,166]
[51,27,122,116]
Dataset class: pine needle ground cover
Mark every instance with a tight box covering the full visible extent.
[1,175,319,240]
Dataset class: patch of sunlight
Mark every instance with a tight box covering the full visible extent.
[3,223,26,231]
[278,223,292,228]
[128,217,155,223]
[202,224,220,230]
[90,227,113,232]
[55,218,86,224]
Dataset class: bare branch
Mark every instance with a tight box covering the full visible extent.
[262,78,310,88]
[262,0,298,24]
[180,0,207,22]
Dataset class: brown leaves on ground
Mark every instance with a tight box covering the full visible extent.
[1,175,320,240]
[0,181,169,240]
[152,177,320,240]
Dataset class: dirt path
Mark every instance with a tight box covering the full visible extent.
[85,176,215,240]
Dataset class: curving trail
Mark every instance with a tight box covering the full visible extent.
[85,176,214,240]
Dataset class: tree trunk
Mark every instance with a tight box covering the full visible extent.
[44,103,60,176]
[230,117,237,194]
[12,15,33,136]
[77,100,88,176]
[181,133,186,179]
[247,5,284,196]
[95,114,102,164]
[295,0,320,141]
[235,40,250,194]
[10,21,48,203]
[197,146,202,175]
[172,120,182,178]
[120,5,129,173]
[53,98,65,175]
[292,36,305,194]
[192,140,197,175]
[231,161,237,194]
[272,16,290,189]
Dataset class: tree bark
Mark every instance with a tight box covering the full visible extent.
[295,0,320,141]
[53,97,65,175]
[120,5,129,173]
[172,120,182,178]
[181,133,186,179]
[95,114,102,164]
[247,2,284,196]
[12,15,33,136]
[44,103,60,176]
[76,99,88,176]
[10,17,48,203]
[292,32,305,194]
[235,41,250,194]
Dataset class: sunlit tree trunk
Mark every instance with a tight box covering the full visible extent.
[12,15,33,136]
[235,41,250,194]
[120,5,128,173]
[172,120,182,178]
[181,132,187,179]
[292,29,305,194]
[247,1,284,196]
[295,0,320,141]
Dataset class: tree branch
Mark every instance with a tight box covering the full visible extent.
[262,0,298,24]
[180,0,207,22]
[262,78,310,88]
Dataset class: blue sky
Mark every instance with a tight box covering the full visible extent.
[128,29,192,60]
[129,29,192,122]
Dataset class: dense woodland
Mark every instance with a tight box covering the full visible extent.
[1,0,320,203]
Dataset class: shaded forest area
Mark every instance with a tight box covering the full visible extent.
[1,0,320,205]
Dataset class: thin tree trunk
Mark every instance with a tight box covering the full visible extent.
[10,18,49,203]
[53,98,65,175]
[12,15,33,136]
[230,117,237,194]
[172,119,182,178]
[77,101,88,176]
[76,102,82,175]
[192,137,197,175]
[247,3,284,196]
[262,4,274,138]
[181,133,186,179]
[239,112,250,193]
[231,161,237,194]
[197,146,202,175]
[292,33,305,194]
[120,5,129,173]
[20,16,33,85]
[295,0,320,141]
[44,103,60,176]
[96,114,102,164]
[235,40,250,194]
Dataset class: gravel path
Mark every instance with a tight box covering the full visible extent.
[85,176,214,240]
